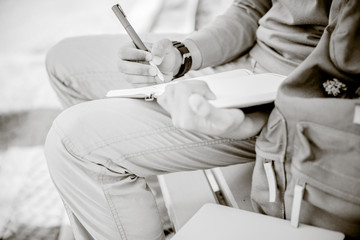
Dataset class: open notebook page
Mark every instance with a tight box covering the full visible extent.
[106,69,286,108]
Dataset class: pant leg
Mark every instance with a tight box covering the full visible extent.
[45,98,256,240]
[45,34,269,240]
[45,35,131,107]
[45,34,185,108]
[45,34,269,109]
[45,34,185,233]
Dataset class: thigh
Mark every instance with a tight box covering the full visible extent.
[46,33,187,100]
[53,98,256,177]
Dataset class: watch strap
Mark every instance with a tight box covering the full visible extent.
[172,41,192,78]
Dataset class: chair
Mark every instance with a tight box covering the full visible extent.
[157,162,254,231]
[158,165,345,240]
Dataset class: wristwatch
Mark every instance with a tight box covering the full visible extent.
[172,41,192,78]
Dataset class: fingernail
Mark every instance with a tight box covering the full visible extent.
[149,67,157,76]
[152,56,163,65]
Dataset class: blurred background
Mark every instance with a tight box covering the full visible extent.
[0,0,230,239]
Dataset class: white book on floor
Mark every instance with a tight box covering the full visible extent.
[172,203,345,240]
[106,69,286,108]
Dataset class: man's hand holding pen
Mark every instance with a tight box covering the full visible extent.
[117,39,268,139]
[113,4,267,139]
[117,39,182,87]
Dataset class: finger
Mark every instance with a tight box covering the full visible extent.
[213,108,245,131]
[193,108,244,135]
[157,92,170,113]
[188,94,212,117]
[151,39,173,65]
[149,61,165,83]
[118,45,152,62]
[154,75,166,84]
[194,81,217,100]
[157,84,175,113]
[144,42,153,51]
[118,60,158,76]
[176,80,217,100]
[159,72,174,83]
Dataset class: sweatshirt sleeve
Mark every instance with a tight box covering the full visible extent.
[186,0,272,69]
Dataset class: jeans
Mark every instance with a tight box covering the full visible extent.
[45,34,269,240]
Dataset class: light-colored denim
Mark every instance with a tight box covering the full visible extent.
[45,34,271,240]
[45,34,267,108]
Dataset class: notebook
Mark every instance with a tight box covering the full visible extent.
[106,69,286,108]
[172,203,345,240]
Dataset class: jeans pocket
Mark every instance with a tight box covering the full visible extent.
[291,121,360,221]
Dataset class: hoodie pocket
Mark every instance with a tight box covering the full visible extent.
[290,121,360,222]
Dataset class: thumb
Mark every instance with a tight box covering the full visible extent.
[188,94,212,117]
[151,39,173,65]
[204,89,216,101]
[195,81,216,100]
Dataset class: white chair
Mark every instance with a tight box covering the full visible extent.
[158,165,345,240]
[157,162,254,231]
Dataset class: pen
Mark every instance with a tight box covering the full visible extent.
[112,4,165,82]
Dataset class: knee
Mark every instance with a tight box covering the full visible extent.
[45,120,66,183]
[46,104,105,190]
[45,100,137,184]
[46,38,72,83]
[45,102,96,165]
[45,99,126,167]
[45,102,111,193]
[46,37,89,86]
[44,105,84,179]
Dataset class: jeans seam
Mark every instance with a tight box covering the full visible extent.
[99,165,166,240]
[123,138,244,159]
[54,119,255,168]
[63,204,82,240]
[99,162,128,240]
[80,126,182,158]
[53,120,179,160]
[115,137,254,176]
[53,123,129,238]
[69,71,122,78]
[63,71,122,83]
[59,71,123,90]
